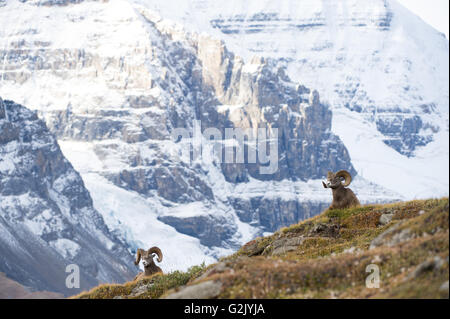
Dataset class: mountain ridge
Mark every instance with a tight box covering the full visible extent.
[0,98,138,296]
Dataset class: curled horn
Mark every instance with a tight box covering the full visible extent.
[148,246,163,263]
[134,248,144,265]
[335,170,352,187]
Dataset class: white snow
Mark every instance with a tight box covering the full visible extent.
[332,106,448,199]
[161,201,210,218]
[49,238,81,259]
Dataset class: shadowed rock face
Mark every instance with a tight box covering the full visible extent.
[0,99,138,296]
[230,197,330,232]
[0,98,5,118]
[173,0,447,158]
[193,39,355,181]
[158,214,236,247]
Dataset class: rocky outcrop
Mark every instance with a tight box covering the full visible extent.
[0,98,5,118]
[158,212,236,247]
[164,280,223,299]
[375,113,436,157]
[230,197,329,232]
[191,35,355,181]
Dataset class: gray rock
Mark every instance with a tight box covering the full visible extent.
[370,223,401,249]
[439,281,449,292]
[130,283,154,297]
[265,236,305,256]
[164,280,223,299]
[309,223,341,238]
[379,213,394,225]
[405,256,446,281]
[231,197,329,233]
[388,228,413,246]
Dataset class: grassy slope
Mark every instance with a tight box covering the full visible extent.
[73,198,449,299]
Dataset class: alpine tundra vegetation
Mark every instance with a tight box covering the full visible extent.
[73,198,449,299]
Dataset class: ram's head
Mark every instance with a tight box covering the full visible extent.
[134,247,163,267]
[322,170,352,189]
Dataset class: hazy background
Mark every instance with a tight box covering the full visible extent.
[397,0,449,39]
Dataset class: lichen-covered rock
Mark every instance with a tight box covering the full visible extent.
[130,282,154,297]
[265,236,306,256]
[231,197,330,233]
[370,223,414,249]
[379,213,394,225]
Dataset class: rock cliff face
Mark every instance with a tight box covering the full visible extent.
[0,98,137,296]
[145,0,448,157]
[0,0,402,273]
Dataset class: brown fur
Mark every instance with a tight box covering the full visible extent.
[323,170,360,210]
[134,247,163,281]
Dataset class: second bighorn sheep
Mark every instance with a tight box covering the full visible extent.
[322,170,360,210]
[134,247,163,281]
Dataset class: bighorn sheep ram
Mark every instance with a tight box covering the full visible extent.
[322,170,360,209]
[134,247,163,281]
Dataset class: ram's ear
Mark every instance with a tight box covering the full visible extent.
[322,181,327,188]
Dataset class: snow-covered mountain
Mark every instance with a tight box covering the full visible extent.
[0,98,137,296]
[0,0,446,276]
[136,0,449,199]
